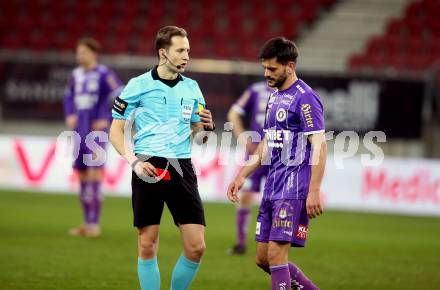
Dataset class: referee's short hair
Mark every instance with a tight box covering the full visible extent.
[155,26,188,56]
[258,37,298,65]
[77,37,101,53]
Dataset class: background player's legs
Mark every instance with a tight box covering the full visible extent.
[229,190,254,254]
[170,224,205,290]
[138,225,161,290]
[70,168,103,237]
[84,168,104,226]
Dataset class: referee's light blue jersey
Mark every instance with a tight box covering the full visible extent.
[112,68,206,159]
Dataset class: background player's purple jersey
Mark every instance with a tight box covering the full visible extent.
[63,64,123,136]
[232,81,273,138]
[263,79,325,200]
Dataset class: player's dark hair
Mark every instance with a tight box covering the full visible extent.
[258,37,298,64]
[77,37,101,53]
[155,26,188,57]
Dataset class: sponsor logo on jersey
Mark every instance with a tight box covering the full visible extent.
[280,93,294,100]
[86,80,99,92]
[264,129,291,149]
[281,99,291,105]
[272,219,292,228]
[182,104,193,122]
[276,108,287,122]
[301,103,314,128]
[296,225,308,240]
[75,94,98,110]
[296,84,305,94]
[279,208,288,219]
[283,230,293,237]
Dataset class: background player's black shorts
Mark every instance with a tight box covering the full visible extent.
[131,155,205,228]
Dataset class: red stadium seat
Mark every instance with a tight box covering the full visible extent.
[348,0,440,72]
[1,0,335,59]
[1,32,24,49]
[347,54,367,71]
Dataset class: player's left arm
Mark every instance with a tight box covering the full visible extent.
[307,132,327,219]
[298,91,326,219]
[93,72,123,131]
[63,75,77,129]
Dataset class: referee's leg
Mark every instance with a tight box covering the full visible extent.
[132,168,163,290]
[168,159,206,290]
[179,224,206,262]
[170,224,205,290]
[138,225,159,259]
[137,226,160,290]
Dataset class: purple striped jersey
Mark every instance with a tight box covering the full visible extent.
[232,81,273,137]
[262,79,325,200]
[63,64,123,137]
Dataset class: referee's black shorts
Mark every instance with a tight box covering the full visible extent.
[131,155,206,228]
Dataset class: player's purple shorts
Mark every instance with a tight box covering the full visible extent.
[242,165,270,192]
[255,199,309,247]
[72,137,108,171]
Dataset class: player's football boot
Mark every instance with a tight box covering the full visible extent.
[291,279,304,289]
[227,244,246,255]
[68,224,101,237]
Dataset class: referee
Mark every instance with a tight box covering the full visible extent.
[109,26,214,290]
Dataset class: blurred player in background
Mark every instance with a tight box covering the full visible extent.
[110,26,214,290]
[226,82,272,255]
[63,37,123,237]
[227,37,326,290]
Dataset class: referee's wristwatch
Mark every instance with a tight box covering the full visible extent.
[204,121,215,131]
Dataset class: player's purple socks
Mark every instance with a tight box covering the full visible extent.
[79,181,92,224]
[237,208,250,247]
[288,262,319,290]
[79,181,102,225]
[270,264,291,290]
[90,181,102,224]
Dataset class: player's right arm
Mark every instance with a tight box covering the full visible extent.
[228,89,256,153]
[226,138,268,202]
[63,75,77,129]
[229,89,252,134]
[109,78,157,177]
[227,105,245,138]
[109,119,157,177]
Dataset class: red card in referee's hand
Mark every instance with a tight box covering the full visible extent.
[156,168,171,181]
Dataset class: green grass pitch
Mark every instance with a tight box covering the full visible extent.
[0,190,439,290]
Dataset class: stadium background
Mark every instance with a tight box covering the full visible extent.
[0,0,439,289]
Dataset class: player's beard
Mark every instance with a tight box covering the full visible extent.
[266,68,288,89]
[272,71,288,89]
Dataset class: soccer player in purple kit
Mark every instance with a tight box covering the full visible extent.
[63,38,123,237]
[227,37,327,290]
[227,81,272,255]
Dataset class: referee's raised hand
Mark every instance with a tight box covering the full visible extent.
[196,109,214,130]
